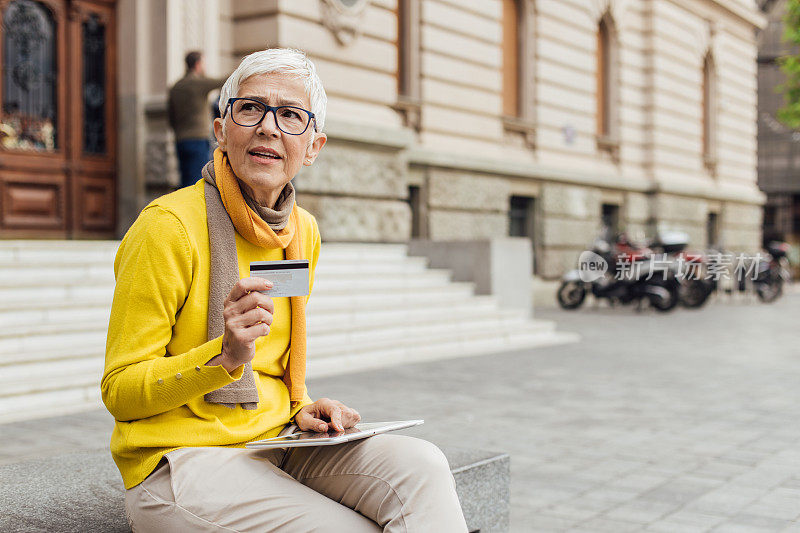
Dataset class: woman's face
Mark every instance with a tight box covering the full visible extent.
[214,73,326,207]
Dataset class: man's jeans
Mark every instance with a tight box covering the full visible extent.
[176,139,212,189]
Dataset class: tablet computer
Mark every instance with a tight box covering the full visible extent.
[245,420,424,449]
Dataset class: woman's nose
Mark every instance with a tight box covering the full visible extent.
[256,110,281,137]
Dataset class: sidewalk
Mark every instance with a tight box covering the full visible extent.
[3,294,800,531]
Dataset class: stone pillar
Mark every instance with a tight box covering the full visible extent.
[408,238,533,315]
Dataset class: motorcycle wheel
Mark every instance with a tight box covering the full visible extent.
[649,283,680,312]
[756,279,783,303]
[557,281,586,310]
[679,280,710,309]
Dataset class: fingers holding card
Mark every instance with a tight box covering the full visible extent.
[250,260,310,297]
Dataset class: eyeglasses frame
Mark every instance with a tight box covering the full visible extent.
[223,97,317,135]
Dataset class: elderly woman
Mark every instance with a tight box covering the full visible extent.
[102,49,467,532]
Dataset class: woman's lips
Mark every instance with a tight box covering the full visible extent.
[248,152,282,165]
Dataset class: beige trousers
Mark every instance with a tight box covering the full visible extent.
[124,433,468,533]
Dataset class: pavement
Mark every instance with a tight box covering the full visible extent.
[3,292,800,532]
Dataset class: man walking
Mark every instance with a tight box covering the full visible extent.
[168,51,227,188]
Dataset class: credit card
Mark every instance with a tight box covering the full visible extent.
[250,260,310,297]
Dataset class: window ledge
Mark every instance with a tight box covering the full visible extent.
[704,153,718,172]
[596,134,620,151]
[502,116,537,148]
[392,96,422,132]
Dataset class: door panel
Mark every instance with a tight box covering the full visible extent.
[1,170,67,229]
[0,0,116,238]
[72,173,114,233]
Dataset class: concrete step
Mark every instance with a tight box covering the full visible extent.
[0,445,509,533]
[0,240,579,425]
[308,318,557,359]
[0,356,103,397]
[0,305,111,330]
[0,386,102,425]
[308,299,506,334]
[317,244,410,261]
[0,284,485,338]
[309,283,477,310]
[0,240,119,267]
[0,321,566,402]
[309,325,576,378]
[313,255,429,274]
[312,269,453,291]
[0,301,522,364]
[0,284,113,309]
[0,328,106,359]
[0,252,430,288]
[0,265,114,288]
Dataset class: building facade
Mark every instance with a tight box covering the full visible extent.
[1,0,766,278]
[758,0,800,258]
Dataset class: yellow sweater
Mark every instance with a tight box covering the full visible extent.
[102,180,318,489]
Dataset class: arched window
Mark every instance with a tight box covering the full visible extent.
[1,0,58,152]
[702,52,717,169]
[502,0,521,118]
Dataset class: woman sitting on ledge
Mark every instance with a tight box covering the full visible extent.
[102,48,468,532]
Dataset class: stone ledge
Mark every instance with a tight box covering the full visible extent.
[408,148,766,205]
[0,447,509,533]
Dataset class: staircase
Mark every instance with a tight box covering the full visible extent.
[0,241,577,424]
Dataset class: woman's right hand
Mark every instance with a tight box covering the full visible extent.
[218,277,274,372]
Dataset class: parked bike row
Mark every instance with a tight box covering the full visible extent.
[556,232,792,312]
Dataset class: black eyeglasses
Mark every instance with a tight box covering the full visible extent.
[223,97,317,135]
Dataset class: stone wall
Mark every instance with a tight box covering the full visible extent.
[652,194,710,247]
[538,183,603,279]
[622,191,653,240]
[294,138,411,242]
[424,169,509,240]
[720,202,763,252]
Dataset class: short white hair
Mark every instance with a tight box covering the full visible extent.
[218,48,327,133]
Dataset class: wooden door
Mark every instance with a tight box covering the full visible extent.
[0,0,116,238]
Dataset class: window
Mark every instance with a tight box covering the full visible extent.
[707,212,719,248]
[509,196,538,273]
[596,14,618,153]
[408,185,426,238]
[502,0,521,118]
[702,53,717,170]
[601,203,620,240]
[1,0,58,152]
[501,0,536,146]
[509,196,532,237]
[395,0,421,130]
[82,14,106,155]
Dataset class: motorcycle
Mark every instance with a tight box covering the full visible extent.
[648,231,714,309]
[557,237,681,312]
[752,241,792,303]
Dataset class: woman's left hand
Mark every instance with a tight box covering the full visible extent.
[295,398,361,433]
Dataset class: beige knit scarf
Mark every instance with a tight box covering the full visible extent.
[201,158,298,409]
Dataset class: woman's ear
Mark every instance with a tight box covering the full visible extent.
[303,132,327,166]
[213,117,226,151]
